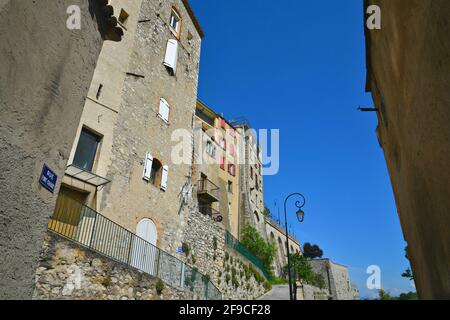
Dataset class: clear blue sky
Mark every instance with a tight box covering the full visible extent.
[190,0,414,298]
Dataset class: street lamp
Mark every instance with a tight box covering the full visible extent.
[284,193,306,301]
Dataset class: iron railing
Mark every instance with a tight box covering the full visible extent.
[224,230,271,280]
[48,194,222,300]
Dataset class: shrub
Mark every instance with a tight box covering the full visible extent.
[225,252,229,261]
[240,225,276,277]
[101,276,112,287]
[191,255,196,265]
[263,282,272,291]
[182,242,190,256]
[156,278,164,295]
[225,274,231,284]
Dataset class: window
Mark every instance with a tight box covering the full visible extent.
[73,128,101,171]
[220,156,225,170]
[150,158,162,186]
[163,39,179,74]
[250,167,254,180]
[206,140,216,158]
[118,9,129,26]
[169,8,181,37]
[228,163,236,176]
[143,152,169,191]
[227,181,233,193]
[158,98,170,123]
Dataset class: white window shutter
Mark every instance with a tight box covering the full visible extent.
[163,39,178,73]
[143,152,153,181]
[160,165,169,191]
[158,98,170,122]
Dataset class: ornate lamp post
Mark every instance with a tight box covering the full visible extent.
[284,193,306,301]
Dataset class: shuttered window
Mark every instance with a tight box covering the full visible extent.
[158,98,170,123]
[163,39,179,74]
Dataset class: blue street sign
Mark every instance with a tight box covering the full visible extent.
[39,164,58,193]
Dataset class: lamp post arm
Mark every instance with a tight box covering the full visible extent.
[283,193,306,301]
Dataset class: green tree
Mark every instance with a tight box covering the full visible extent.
[263,207,271,217]
[401,246,414,281]
[303,243,324,260]
[240,225,276,277]
[287,253,326,289]
[378,289,394,300]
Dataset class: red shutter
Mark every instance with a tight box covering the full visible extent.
[220,157,225,170]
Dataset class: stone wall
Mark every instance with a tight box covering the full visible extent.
[0,0,117,299]
[300,284,330,301]
[33,232,193,300]
[309,259,359,300]
[364,0,450,299]
[182,210,269,300]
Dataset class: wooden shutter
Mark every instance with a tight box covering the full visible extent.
[143,152,153,181]
[158,98,170,122]
[160,165,169,191]
[163,39,179,73]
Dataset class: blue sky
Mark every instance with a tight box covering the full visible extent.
[190,0,414,298]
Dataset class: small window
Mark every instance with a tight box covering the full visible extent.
[169,8,181,37]
[158,98,170,123]
[118,9,129,26]
[150,159,163,187]
[73,128,101,172]
[227,181,233,193]
[206,140,216,158]
[229,163,236,176]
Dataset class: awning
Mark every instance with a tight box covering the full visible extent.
[65,164,111,187]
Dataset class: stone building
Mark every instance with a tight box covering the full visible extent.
[364,0,450,299]
[233,120,267,240]
[193,100,241,238]
[54,0,204,259]
[307,259,359,300]
[0,0,123,299]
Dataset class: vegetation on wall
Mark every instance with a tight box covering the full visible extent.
[155,278,165,295]
[240,225,276,277]
[287,253,326,289]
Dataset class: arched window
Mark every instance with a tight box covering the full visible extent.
[254,211,260,222]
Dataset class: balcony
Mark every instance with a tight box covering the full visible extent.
[197,178,220,203]
[199,205,223,222]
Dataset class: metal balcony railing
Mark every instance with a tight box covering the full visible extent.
[199,205,223,222]
[47,193,222,300]
[197,178,220,203]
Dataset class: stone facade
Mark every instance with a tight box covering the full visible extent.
[181,210,269,300]
[309,259,359,300]
[33,232,194,300]
[234,122,267,240]
[265,218,301,277]
[0,0,121,299]
[364,0,450,299]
